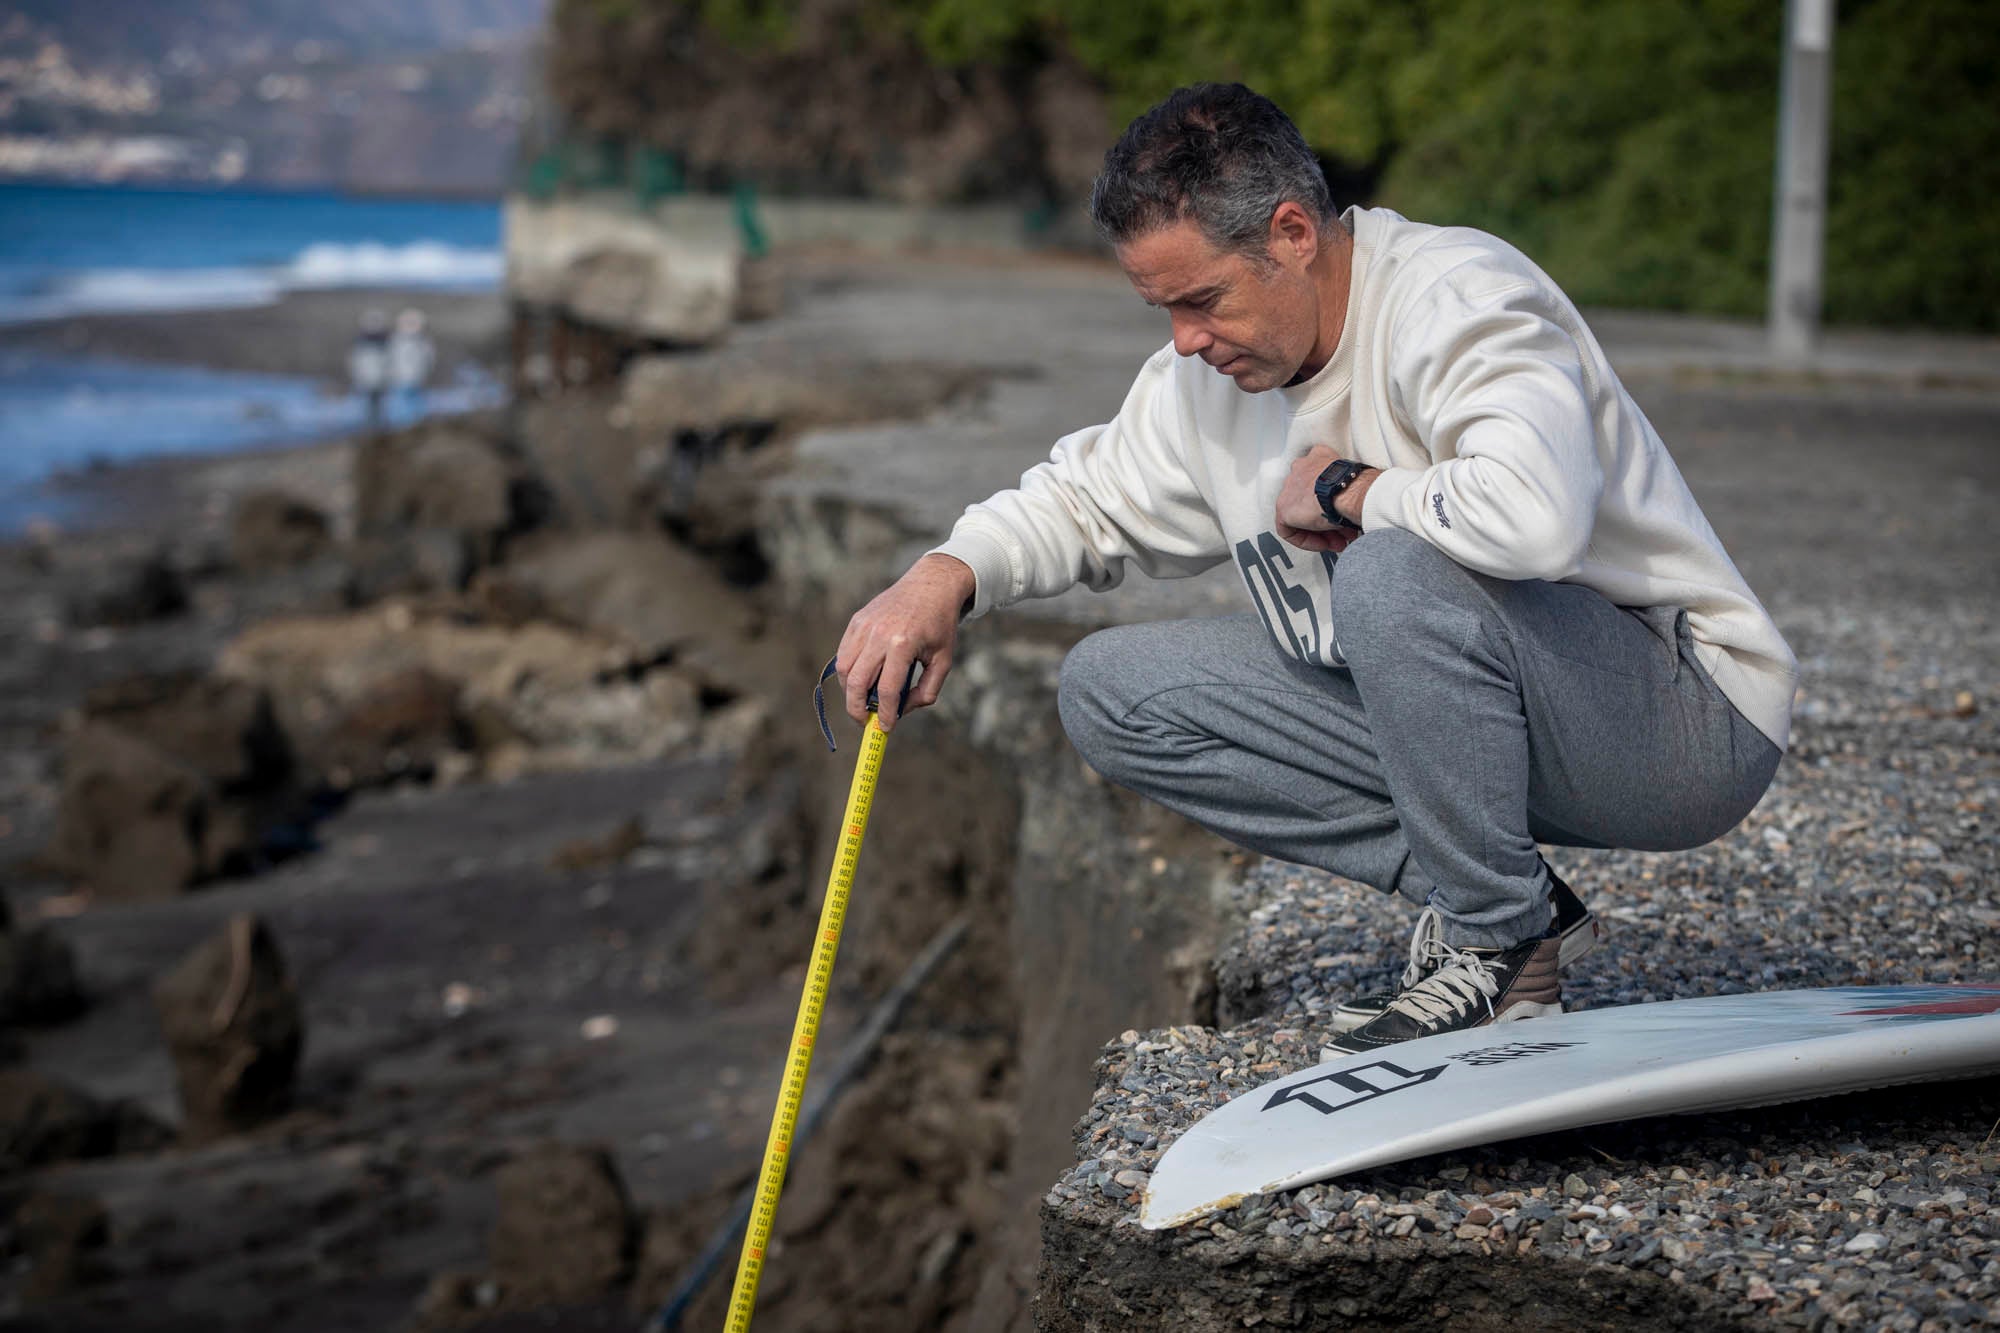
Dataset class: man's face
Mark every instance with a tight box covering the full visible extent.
[1115,218,1318,393]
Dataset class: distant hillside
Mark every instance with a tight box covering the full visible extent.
[5,0,546,65]
[0,1,549,193]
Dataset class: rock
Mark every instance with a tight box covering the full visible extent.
[507,199,739,345]
[220,602,706,781]
[619,352,977,437]
[65,548,187,626]
[79,672,291,794]
[43,674,298,898]
[353,417,546,577]
[345,528,477,600]
[475,531,759,665]
[565,245,738,345]
[315,667,466,788]
[0,925,85,1025]
[0,1068,170,1165]
[15,1191,109,1304]
[153,914,303,1140]
[489,1143,635,1304]
[228,489,332,572]
[45,723,222,899]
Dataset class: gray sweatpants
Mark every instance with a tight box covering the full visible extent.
[1057,529,1782,950]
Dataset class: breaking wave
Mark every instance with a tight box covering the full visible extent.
[0,239,503,324]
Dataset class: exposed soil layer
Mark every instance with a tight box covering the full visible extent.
[0,263,1119,1333]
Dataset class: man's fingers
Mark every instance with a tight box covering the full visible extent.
[843,641,879,725]
[1278,522,1339,551]
[877,642,918,729]
[913,650,952,708]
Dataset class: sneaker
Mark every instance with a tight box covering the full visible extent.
[1323,869,1602,1037]
[1322,929,1562,1058]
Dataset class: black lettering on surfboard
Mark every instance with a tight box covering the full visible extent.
[1262,1059,1445,1117]
[1447,1040,1584,1068]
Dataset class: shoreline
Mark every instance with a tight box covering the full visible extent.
[0,285,509,534]
[0,286,509,382]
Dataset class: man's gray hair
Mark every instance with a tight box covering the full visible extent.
[1090,83,1336,260]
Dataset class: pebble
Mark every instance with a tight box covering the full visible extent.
[1049,589,1999,1330]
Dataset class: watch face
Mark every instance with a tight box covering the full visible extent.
[1316,460,1365,528]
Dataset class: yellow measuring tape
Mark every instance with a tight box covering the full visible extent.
[724,711,889,1332]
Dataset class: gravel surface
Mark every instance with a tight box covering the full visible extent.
[1046,379,2000,1329]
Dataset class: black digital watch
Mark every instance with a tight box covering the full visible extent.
[1312,458,1372,530]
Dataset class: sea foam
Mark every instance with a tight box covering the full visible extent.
[1,239,502,324]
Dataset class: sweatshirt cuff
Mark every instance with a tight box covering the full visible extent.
[927,525,1014,620]
[1360,465,1423,536]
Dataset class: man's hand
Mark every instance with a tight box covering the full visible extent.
[1275,446,1375,554]
[835,553,975,732]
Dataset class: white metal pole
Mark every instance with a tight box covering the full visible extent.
[1768,0,1836,364]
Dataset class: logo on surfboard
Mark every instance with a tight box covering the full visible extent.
[1264,1041,1590,1117]
[1448,1039,1584,1067]
[1263,1060,1444,1116]
[1838,985,2000,1021]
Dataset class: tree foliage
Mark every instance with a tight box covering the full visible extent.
[561,0,1999,328]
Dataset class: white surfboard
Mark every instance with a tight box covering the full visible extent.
[1141,984,2000,1230]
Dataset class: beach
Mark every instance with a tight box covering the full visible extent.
[0,244,1994,1332]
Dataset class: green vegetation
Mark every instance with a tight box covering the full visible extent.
[561,0,1999,329]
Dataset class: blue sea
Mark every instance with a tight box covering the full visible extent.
[0,182,507,531]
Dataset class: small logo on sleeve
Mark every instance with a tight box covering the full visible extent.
[1430,492,1452,529]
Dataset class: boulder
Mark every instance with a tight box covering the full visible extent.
[44,674,296,899]
[45,724,219,899]
[314,666,467,789]
[220,605,604,771]
[619,353,978,436]
[345,528,473,601]
[506,392,651,530]
[489,1143,635,1305]
[506,199,740,346]
[79,672,290,794]
[352,418,548,584]
[0,1069,170,1166]
[219,602,709,781]
[474,532,759,664]
[228,489,332,573]
[564,245,737,345]
[153,914,302,1140]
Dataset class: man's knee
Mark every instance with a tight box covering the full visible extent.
[1057,625,1138,765]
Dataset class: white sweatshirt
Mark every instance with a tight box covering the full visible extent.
[932,206,1797,749]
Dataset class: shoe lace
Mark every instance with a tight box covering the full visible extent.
[1397,905,1452,989]
[1384,944,1500,1026]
